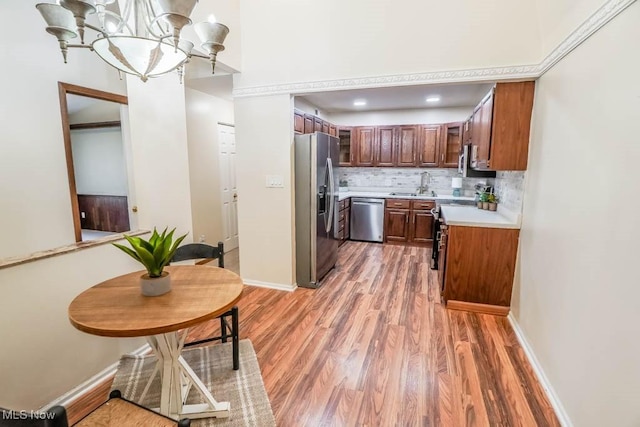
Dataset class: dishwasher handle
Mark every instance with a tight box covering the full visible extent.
[352,198,385,205]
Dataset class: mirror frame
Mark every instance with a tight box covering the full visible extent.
[58,82,129,242]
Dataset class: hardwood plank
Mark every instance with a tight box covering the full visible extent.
[65,241,560,427]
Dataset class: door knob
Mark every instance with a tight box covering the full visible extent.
[233,193,238,199]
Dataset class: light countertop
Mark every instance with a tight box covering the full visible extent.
[440,205,521,229]
[338,190,475,203]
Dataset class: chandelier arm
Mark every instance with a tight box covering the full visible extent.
[85,23,109,37]
[67,44,93,49]
[189,52,209,60]
[144,0,169,39]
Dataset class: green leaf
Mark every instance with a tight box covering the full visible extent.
[148,228,160,248]
[112,243,141,262]
[163,232,188,269]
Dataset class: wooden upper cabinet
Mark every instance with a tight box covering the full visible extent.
[440,122,462,168]
[397,125,419,167]
[314,117,323,132]
[490,81,535,170]
[354,127,376,166]
[329,124,337,137]
[303,114,314,134]
[469,81,535,171]
[417,125,441,167]
[293,110,304,134]
[338,127,353,166]
[377,126,395,167]
[322,121,330,134]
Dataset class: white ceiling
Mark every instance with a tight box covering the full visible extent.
[186,74,234,101]
[299,82,495,113]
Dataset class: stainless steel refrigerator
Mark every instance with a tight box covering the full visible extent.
[295,132,340,288]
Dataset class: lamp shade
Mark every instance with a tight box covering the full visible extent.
[36,3,77,35]
[92,36,189,81]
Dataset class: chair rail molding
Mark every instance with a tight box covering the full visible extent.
[233,0,636,98]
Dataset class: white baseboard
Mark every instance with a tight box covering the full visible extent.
[39,343,151,411]
[507,313,573,427]
[243,279,297,292]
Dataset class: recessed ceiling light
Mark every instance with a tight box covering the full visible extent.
[426,96,441,103]
[353,100,367,107]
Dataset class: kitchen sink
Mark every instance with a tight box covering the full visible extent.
[389,192,417,197]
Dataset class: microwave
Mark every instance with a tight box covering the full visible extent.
[458,145,496,178]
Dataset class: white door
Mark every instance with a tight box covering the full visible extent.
[219,124,239,251]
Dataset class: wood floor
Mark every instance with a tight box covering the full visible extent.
[67,242,559,426]
[188,241,560,426]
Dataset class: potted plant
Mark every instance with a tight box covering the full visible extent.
[487,193,499,211]
[478,191,489,209]
[113,227,188,296]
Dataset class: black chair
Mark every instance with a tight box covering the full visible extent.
[170,242,240,371]
[0,391,190,427]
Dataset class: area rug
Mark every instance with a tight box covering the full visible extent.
[111,340,276,426]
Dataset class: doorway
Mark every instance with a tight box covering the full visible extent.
[218,123,239,252]
[58,83,134,242]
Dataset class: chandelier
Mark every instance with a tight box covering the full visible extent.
[36,0,229,82]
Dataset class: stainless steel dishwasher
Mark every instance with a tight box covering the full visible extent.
[350,198,385,242]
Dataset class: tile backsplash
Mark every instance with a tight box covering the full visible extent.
[494,171,525,213]
[339,167,526,214]
[339,168,494,196]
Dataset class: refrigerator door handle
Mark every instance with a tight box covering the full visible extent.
[325,157,335,234]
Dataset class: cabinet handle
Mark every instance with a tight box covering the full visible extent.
[441,154,444,162]
[406,215,409,223]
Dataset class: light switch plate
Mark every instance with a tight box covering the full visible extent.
[266,175,284,188]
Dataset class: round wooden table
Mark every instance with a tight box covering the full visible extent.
[68,265,243,420]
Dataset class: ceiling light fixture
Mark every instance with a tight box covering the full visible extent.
[353,100,367,106]
[36,0,229,83]
[426,96,441,103]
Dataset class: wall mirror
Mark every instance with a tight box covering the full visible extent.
[58,82,135,243]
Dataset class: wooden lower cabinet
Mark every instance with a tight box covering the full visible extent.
[441,225,520,315]
[338,198,350,246]
[384,209,410,242]
[384,199,434,245]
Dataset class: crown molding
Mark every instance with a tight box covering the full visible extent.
[233,0,636,99]
[538,0,636,74]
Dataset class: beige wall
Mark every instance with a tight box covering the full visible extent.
[234,95,295,287]
[185,88,235,245]
[534,0,609,54]
[513,2,640,426]
[0,1,193,408]
[236,0,542,89]
[327,107,472,126]
[0,2,126,260]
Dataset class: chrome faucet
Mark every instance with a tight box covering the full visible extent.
[418,171,431,194]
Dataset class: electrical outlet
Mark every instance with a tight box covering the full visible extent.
[80,211,86,219]
[199,235,206,243]
[265,175,284,188]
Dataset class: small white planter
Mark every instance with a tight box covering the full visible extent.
[140,272,171,296]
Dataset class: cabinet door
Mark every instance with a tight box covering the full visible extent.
[384,209,410,242]
[397,125,418,167]
[417,125,441,167]
[338,127,353,166]
[329,124,337,137]
[344,207,350,240]
[294,111,304,134]
[314,117,323,132]
[377,126,395,167]
[304,115,314,134]
[410,210,434,243]
[438,226,448,295]
[354,127,376,166]
[440,122,462,167]
[322,121,330,134]
[477,91,494,168]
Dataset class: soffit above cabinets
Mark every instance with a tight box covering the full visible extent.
[299,82,495,113]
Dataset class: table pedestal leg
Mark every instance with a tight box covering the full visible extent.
[143,331,230,419]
